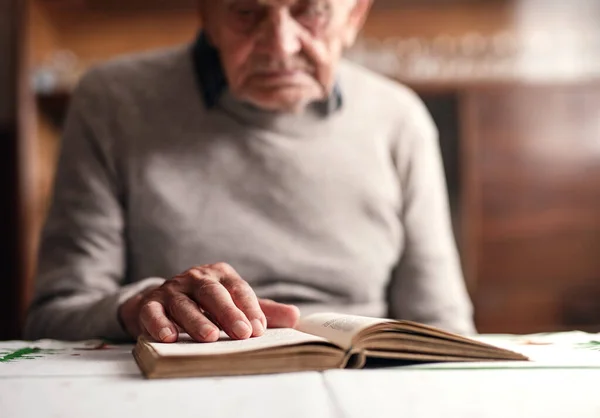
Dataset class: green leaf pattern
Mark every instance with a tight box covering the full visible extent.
[0,347,60,363]
[576,341,600,351]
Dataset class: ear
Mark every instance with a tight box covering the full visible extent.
[342,0,373,48]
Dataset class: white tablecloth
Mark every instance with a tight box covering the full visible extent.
[2,336,600,418]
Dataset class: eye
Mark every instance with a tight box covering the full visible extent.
[234,7,259,19]
[292,0,331,31]
[227,2,266,32]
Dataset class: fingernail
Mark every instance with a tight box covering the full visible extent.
[232,320,251,339]
[199,324,217,340]
[158,327,173,341]
[251,319,265,336]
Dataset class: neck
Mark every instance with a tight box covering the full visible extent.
[217,88,342,138]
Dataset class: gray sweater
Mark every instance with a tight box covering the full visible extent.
[24,45,476,341]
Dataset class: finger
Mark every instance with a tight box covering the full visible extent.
[259,299,300,329]
[188,268,253,340]
[165,294,220,343]
[139,300,179,343]
[215,265,266,337]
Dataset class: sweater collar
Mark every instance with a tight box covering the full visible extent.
[191,31,343,115]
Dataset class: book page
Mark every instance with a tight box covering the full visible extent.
[296,313,390,350]
[400,332,600,370]
[147,328,334,357]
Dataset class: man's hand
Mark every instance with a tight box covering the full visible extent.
[118,263,300,343]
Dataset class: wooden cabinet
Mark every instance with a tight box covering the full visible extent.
[457,85,600,333]
[419,84,600,334]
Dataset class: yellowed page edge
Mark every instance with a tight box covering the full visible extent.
[145,328,332,357]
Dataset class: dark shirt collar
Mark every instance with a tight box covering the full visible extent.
[191,31,343,114]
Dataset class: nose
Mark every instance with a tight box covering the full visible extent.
[257,9,302,58]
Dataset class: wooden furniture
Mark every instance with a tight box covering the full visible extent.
[0,0,33,340]
[461,84,600,333]
[418,83,600,333]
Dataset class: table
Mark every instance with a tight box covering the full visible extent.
[2,335,600,418]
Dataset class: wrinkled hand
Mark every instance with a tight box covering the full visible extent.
[118,263,300,343]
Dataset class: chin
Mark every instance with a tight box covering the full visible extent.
[250,98,310,113]
[243,88,322,113]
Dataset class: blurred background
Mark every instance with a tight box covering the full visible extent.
[1,0,600,339]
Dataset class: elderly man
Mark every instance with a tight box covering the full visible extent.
[25,0,475,343]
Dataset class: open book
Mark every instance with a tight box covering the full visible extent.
[133,313,529,379]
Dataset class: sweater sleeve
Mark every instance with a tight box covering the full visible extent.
[24,70,165,342]
[387,91,476,335]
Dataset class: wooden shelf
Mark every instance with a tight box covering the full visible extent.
[38,0,196,11]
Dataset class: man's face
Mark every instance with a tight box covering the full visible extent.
[200,0,371,112]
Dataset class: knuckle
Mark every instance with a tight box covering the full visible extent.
[187,267,216,282]
[186,268,205,280]
[166,294,189,315]
[212,262,234,275]
[229,282,252,300]
[161,279,182,295]
[140,300,161,317]
[197,280,222,296]
[142,289,161,303]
